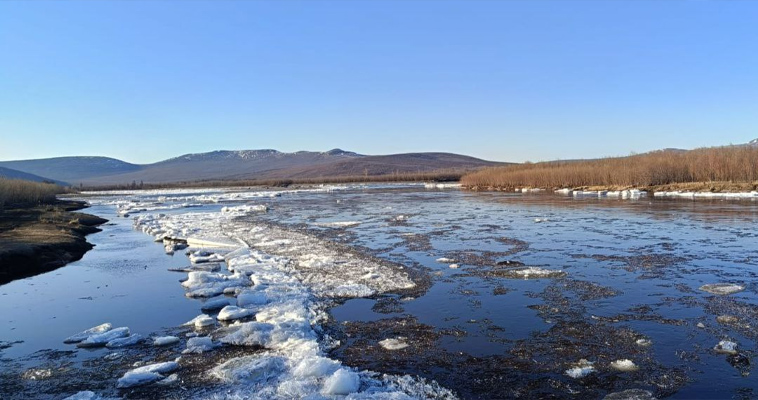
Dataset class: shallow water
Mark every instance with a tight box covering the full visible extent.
[1,186,757,399]
[0,205,200,362]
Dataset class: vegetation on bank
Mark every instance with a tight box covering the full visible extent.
[0,178,68,208]
[81,170,465,191]
[461,146,758,191]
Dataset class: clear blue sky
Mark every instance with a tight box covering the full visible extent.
[1,0,756,164]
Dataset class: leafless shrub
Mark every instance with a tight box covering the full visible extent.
[0,178,67,208]
[461,146,758,189]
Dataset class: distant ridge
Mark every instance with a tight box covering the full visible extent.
[0,166,68,185]
[0,156,140,184]
[0,149,501,186]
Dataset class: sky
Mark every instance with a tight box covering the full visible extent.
[1,0,757,164]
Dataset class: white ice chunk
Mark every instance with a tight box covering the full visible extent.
[63,392,104,400]
[209,354,285,384]
[201,297,233,311]
[237,291,268,307]
[609,359,638,371]
[565,359,595,378]
[217,306,256,321]
[116,361,180,388]
[291,356,340,378]
[153,336,180,346]
[714,340,738,354]
[435,257,455,263]
[77,327,130,348]
[106,334,144,348]
[322,368,360,395]
[379,338,409,350]
[182,336,219,354]
[699,283,745,295]
[64,323,113,344]
[218,321,274,347]
[185,314,216,329]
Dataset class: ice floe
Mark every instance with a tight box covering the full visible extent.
[210,354,286,384]
[699,283,745,295]
[714,340,738,354]
[565,359,595,378]
[185,314,216,329]
[182,336,219,354]
[609,359,638,372]
[77,327,130,348]
[217,306,256,321]
[499,267,566,279]
[64,323,113,344]
[322,368,361,395]
[105,334,144,348]
[379,338,409,350]
[116,361,180,388]
[63,391,107,400]
[153,336,180,346]
[313,221,361,228]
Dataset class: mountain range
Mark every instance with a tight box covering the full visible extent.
[0,149,502,186]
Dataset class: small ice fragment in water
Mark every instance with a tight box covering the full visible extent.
[63,392,104,400]
[104,352,122,361]
[22,368,53,380]
[699,283,745,295]
[696,322,706,329]
[609,359,639,372]
[77,327,130,348]
[185,314,216,329]
[534,218,547,223]
[436,257,455,263]
[716,315,739,324]
[322,368,360,395]
[106,334,144,348]
[153,336,180,346]
[64,323,112,344]
[565,359,595,378]
[714,340,738,354]
[449,264,460,269]
[116,361,180,388]
[182,336,218,354]
[501,267,566,279]
[635,338,652,347]
[217,306,255,321]
[379,338,409,350]
[603,389,657,400]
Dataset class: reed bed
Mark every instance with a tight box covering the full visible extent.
[0,178,67,208]
[461,146,758,190]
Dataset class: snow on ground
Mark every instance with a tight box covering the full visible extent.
[82,191,454,399]
[653,191,758,200]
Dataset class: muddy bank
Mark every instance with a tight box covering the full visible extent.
[0,200,107,285]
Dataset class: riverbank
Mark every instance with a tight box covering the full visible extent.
[0,200,107,285]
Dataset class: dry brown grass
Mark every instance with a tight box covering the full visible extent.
[0,178,68,208]
[461,146,758,190]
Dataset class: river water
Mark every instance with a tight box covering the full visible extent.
[1,185,756,399]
